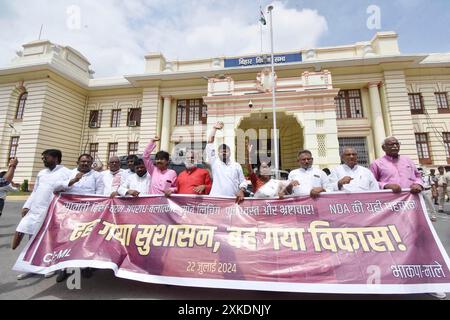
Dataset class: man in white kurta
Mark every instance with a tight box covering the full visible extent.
[14,150,72,242]
[54,154,104,283]
[328,147,379,193]
[101,156,129,196]
[13,150,72,280]
[125,155,139,175]
[205,122,247,202]
[117,159,151,197]
[284,150,329,198]
[58,154,104,195]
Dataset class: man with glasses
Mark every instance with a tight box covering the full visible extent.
[176,150,212,195]
[370,136,446,299]
[328,147,379,192]
[101,156,129,197]
[370,137,423,194]
[281,149,329,199]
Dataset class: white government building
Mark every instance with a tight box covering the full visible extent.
[1,31,450,187]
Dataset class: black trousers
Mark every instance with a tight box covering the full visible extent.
[0,198,4,213]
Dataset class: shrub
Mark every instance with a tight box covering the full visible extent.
[20,180,29,192]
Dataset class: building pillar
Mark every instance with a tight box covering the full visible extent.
[368,82,386,158]
[160,96,172,152]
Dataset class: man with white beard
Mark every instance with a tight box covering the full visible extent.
[174,150,212,195]
[101,156,129,197]
[116,159,152,197]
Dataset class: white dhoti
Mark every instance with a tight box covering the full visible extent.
[16,204,50,235]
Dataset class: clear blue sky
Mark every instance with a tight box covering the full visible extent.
[289,0,450,54]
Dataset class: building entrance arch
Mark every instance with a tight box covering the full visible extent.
[236,112,303,172]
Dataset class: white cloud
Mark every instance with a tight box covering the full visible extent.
[0,0,328,77]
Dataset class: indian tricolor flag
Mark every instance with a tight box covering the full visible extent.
[259,6,267,25]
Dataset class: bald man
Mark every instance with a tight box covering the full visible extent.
[102,156,129,197]
[328,147,379,192]
[370,137,423,193]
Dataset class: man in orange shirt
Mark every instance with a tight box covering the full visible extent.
[176,150,212,195]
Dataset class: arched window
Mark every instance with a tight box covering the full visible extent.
[16,92,27,120]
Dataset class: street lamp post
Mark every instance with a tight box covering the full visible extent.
[268,5,280,179]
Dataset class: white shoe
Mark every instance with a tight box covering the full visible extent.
[44,271,56,278]
[429,292,447,299]
[16,273,33,280]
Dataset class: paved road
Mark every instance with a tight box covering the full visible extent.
[1,199,449,300]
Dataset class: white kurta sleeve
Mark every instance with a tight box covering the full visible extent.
[117,176,132,196]
[205,143,217,165]
[367,170,380,191]
[53,177,72,192]
[327,168,341,192]
[95,172,105,195]
[237,164,248,190]
[320,170,331,191]
[288,171,297,182]
[53,168,74,193]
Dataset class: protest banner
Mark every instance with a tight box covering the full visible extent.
[14,191,450,294]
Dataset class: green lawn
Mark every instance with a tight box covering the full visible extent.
[9,191,31,196]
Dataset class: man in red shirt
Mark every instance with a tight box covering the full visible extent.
[177,150,212,195]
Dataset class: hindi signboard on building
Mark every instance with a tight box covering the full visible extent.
[224,53,302,68]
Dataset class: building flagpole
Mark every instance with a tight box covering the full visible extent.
[38,24,44,40]
[260,20,263,53]
[259,0,263,53]
[268,5,279,179]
